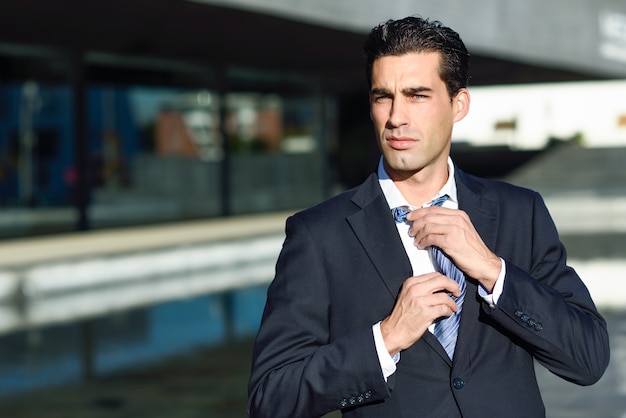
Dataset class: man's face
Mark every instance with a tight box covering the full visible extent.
[369,52,469,180]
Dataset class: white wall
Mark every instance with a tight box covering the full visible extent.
[453,80,626,150]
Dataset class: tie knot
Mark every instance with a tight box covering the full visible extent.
[391,195,449,223]
[391,206,411,223]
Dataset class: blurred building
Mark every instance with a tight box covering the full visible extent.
[0,0,625,238]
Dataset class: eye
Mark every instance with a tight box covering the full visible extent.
[372,94,391,103]
[405,88,431,101]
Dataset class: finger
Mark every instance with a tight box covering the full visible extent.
[403,274,460,297]
[438,278,461,298]
[405,206,456,225]
[415,218,470,253]
[413,227,447,250]
[403,271,442,285]
[430,293,460,319]
[408,215,457,245]
[449,285,462,298]
[405,205,449,218]
[432,290,460,307]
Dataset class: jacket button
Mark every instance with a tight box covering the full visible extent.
[515,309,523,317]
[364,390,372,399]
[535,322,543,331]
[453,377,464,389]
[520,314,530,323]
[340,399,348,408]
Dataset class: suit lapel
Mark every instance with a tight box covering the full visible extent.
[346,169,502,364]
[453,169,500,367]
[455,169,499,251]
[346,174,413,299]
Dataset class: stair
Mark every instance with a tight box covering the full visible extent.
[504,144,626,197]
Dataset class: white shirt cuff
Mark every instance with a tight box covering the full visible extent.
[372,322,399,381]
[478,257,506,307]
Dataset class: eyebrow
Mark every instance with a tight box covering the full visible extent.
[369,87,390,96]
[369,86,433,96]
[404,86,433,95]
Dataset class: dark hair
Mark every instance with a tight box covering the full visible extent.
[363,16,470,98]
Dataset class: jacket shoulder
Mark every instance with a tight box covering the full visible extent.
[458,169,541,202]
[291,173,379,225]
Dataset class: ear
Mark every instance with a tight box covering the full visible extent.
[452,88,470,123]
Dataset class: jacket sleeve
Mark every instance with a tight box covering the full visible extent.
[485,191,610,385]
[247,215,391,418]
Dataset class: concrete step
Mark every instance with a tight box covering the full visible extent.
[505,144,626,195]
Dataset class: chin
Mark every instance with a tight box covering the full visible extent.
[385,160,426,176]
[385,153,419,167]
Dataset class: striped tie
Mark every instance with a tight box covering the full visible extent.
[391,195,466,359]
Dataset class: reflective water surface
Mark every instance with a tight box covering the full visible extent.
[0,284,268,398]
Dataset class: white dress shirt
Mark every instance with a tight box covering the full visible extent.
[372,157,506,379]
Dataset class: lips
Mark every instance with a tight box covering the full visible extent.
[387,136,416,150]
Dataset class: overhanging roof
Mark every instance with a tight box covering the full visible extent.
[0,0,611,92]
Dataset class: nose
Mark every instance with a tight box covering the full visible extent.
[387,99,409,128]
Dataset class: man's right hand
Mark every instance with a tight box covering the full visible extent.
[380,273,460,357]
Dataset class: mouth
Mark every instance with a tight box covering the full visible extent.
[387,136,417,150]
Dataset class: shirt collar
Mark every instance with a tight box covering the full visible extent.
[378,156,458,210]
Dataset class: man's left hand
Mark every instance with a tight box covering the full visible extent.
[406,206,501,292]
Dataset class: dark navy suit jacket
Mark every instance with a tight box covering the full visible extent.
[248,168,610,418]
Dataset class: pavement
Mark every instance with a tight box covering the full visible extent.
[0,309,624,418]
[0,337,257,418]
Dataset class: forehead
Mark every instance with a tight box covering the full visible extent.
[371,52,443,87]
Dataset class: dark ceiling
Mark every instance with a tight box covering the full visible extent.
[0,0,600,92]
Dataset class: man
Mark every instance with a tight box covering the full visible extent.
[247,16,609,418]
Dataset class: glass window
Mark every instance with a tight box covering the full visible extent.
[88,86,224,228]
[226,91,328,214]
[0,79,77,239]
[0,52,334,238]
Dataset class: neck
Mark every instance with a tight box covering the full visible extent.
[389,162,450,207]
